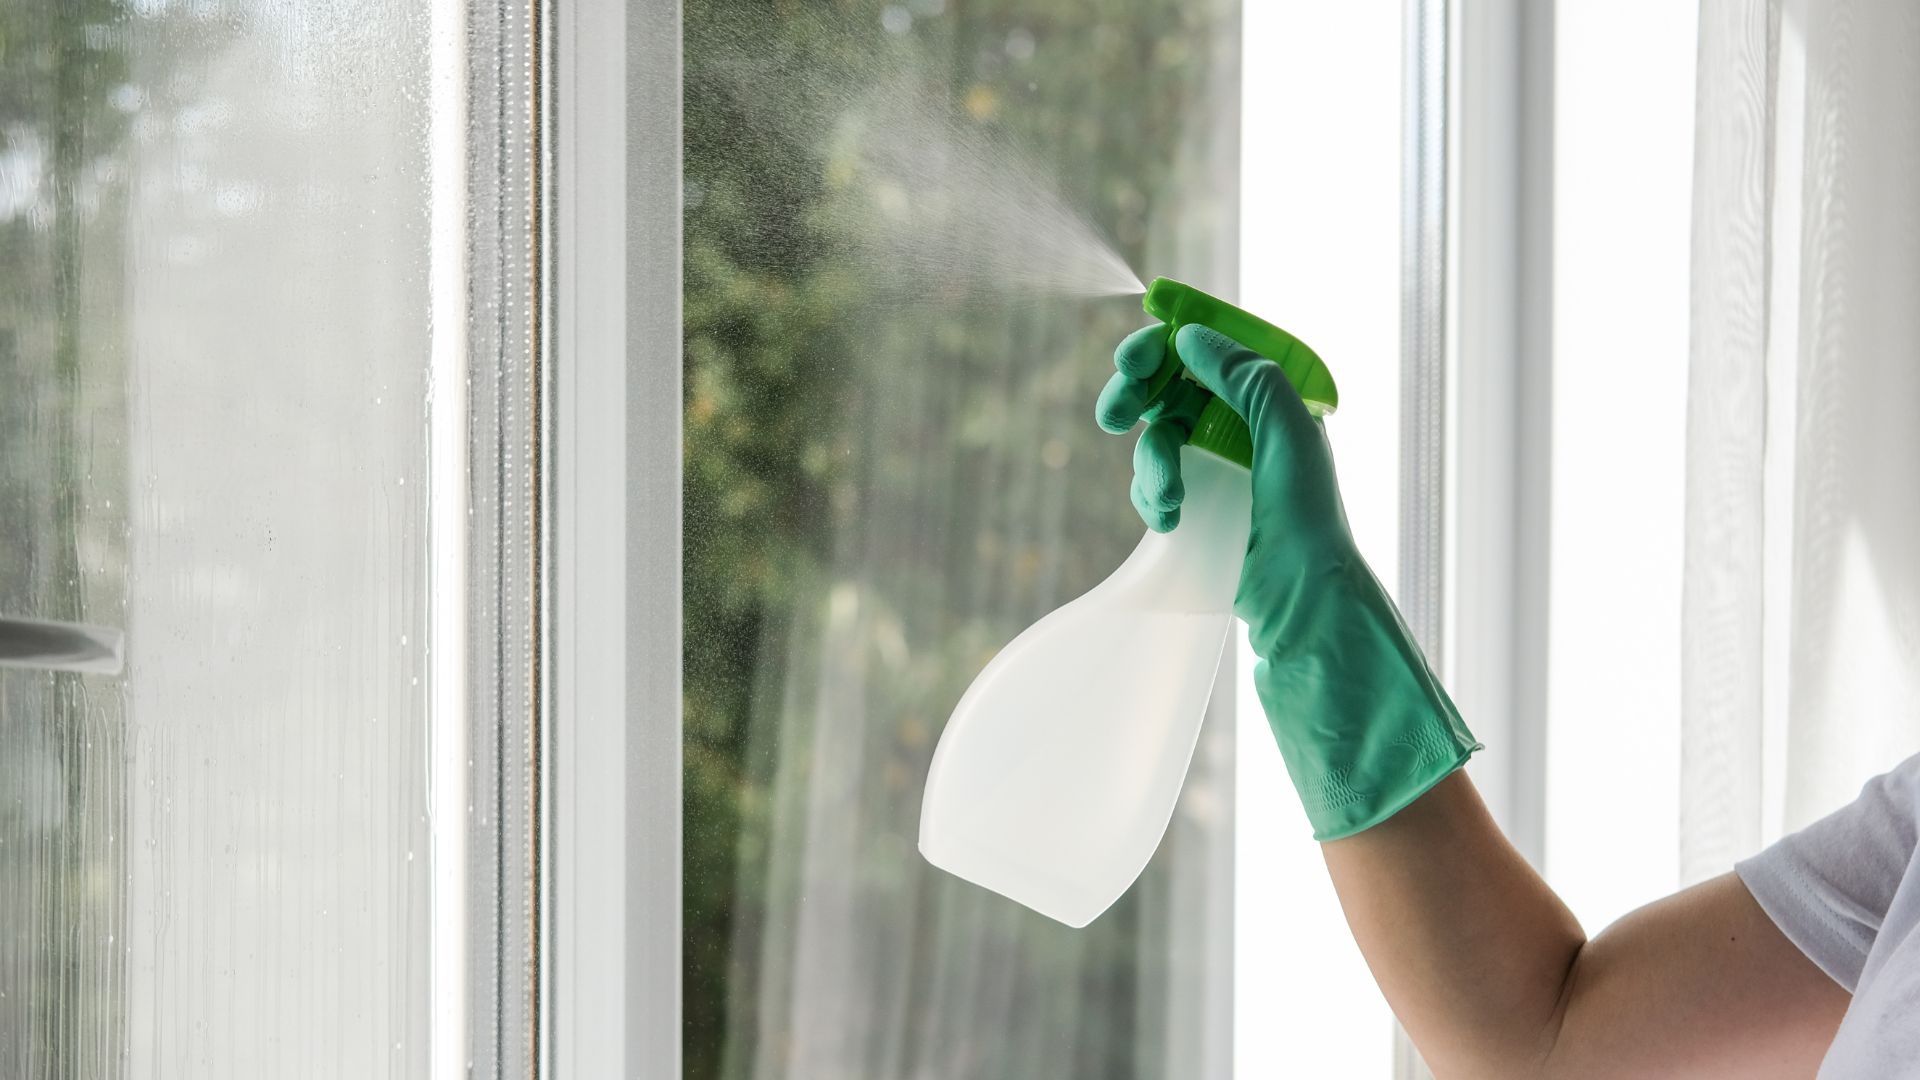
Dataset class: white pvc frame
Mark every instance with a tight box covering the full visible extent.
[550,0,682,1075]
[1399,1,1556,1074]
[1444,0,1554,868]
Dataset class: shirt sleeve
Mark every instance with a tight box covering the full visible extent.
[1734,752,1920,992]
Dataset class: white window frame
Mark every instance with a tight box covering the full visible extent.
[1405,0,1557,1072]
[430,0,551,1074]
[549,0,683,1075]
[1443,0,1555,868]
[540,1,1563,1076]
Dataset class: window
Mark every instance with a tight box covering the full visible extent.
[1,0,538,1073]
[1,0,441,1071]
[7,0,1714,1075]
[681,2,1240,1076]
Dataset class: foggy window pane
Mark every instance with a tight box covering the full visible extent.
[1,2,434,1074]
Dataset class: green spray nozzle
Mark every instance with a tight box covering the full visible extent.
[1140,277,1339,470]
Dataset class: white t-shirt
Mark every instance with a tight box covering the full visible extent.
[1736,752,1920,1078]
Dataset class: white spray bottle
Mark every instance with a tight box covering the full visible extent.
[918,277,1338,927]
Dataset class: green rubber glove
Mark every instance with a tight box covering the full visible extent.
[1097,322,1480,840]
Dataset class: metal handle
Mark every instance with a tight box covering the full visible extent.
[0,615,125,675]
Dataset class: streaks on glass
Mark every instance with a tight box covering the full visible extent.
[0,669,128,1079]
[1,0,434,1075]
[1,0,139,1073]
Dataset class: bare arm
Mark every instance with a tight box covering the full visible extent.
[1321,771,1849,1079]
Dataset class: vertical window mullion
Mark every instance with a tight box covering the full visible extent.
[548,0,683,1075]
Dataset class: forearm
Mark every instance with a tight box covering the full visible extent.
[1321,771,1582,1077]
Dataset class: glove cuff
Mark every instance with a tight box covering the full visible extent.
[1249,559,1481,841]
[1297,720,1480,840]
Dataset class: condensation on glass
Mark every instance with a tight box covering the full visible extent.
[1,1,434,1074]
[682,3,1241,1077]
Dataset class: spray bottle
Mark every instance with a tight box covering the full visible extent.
[918,278,1338,927]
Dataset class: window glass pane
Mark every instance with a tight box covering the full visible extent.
[1,2,434,1074]
[684,2,1239,1077]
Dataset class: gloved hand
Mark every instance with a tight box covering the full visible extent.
[1096,322,1479,840]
